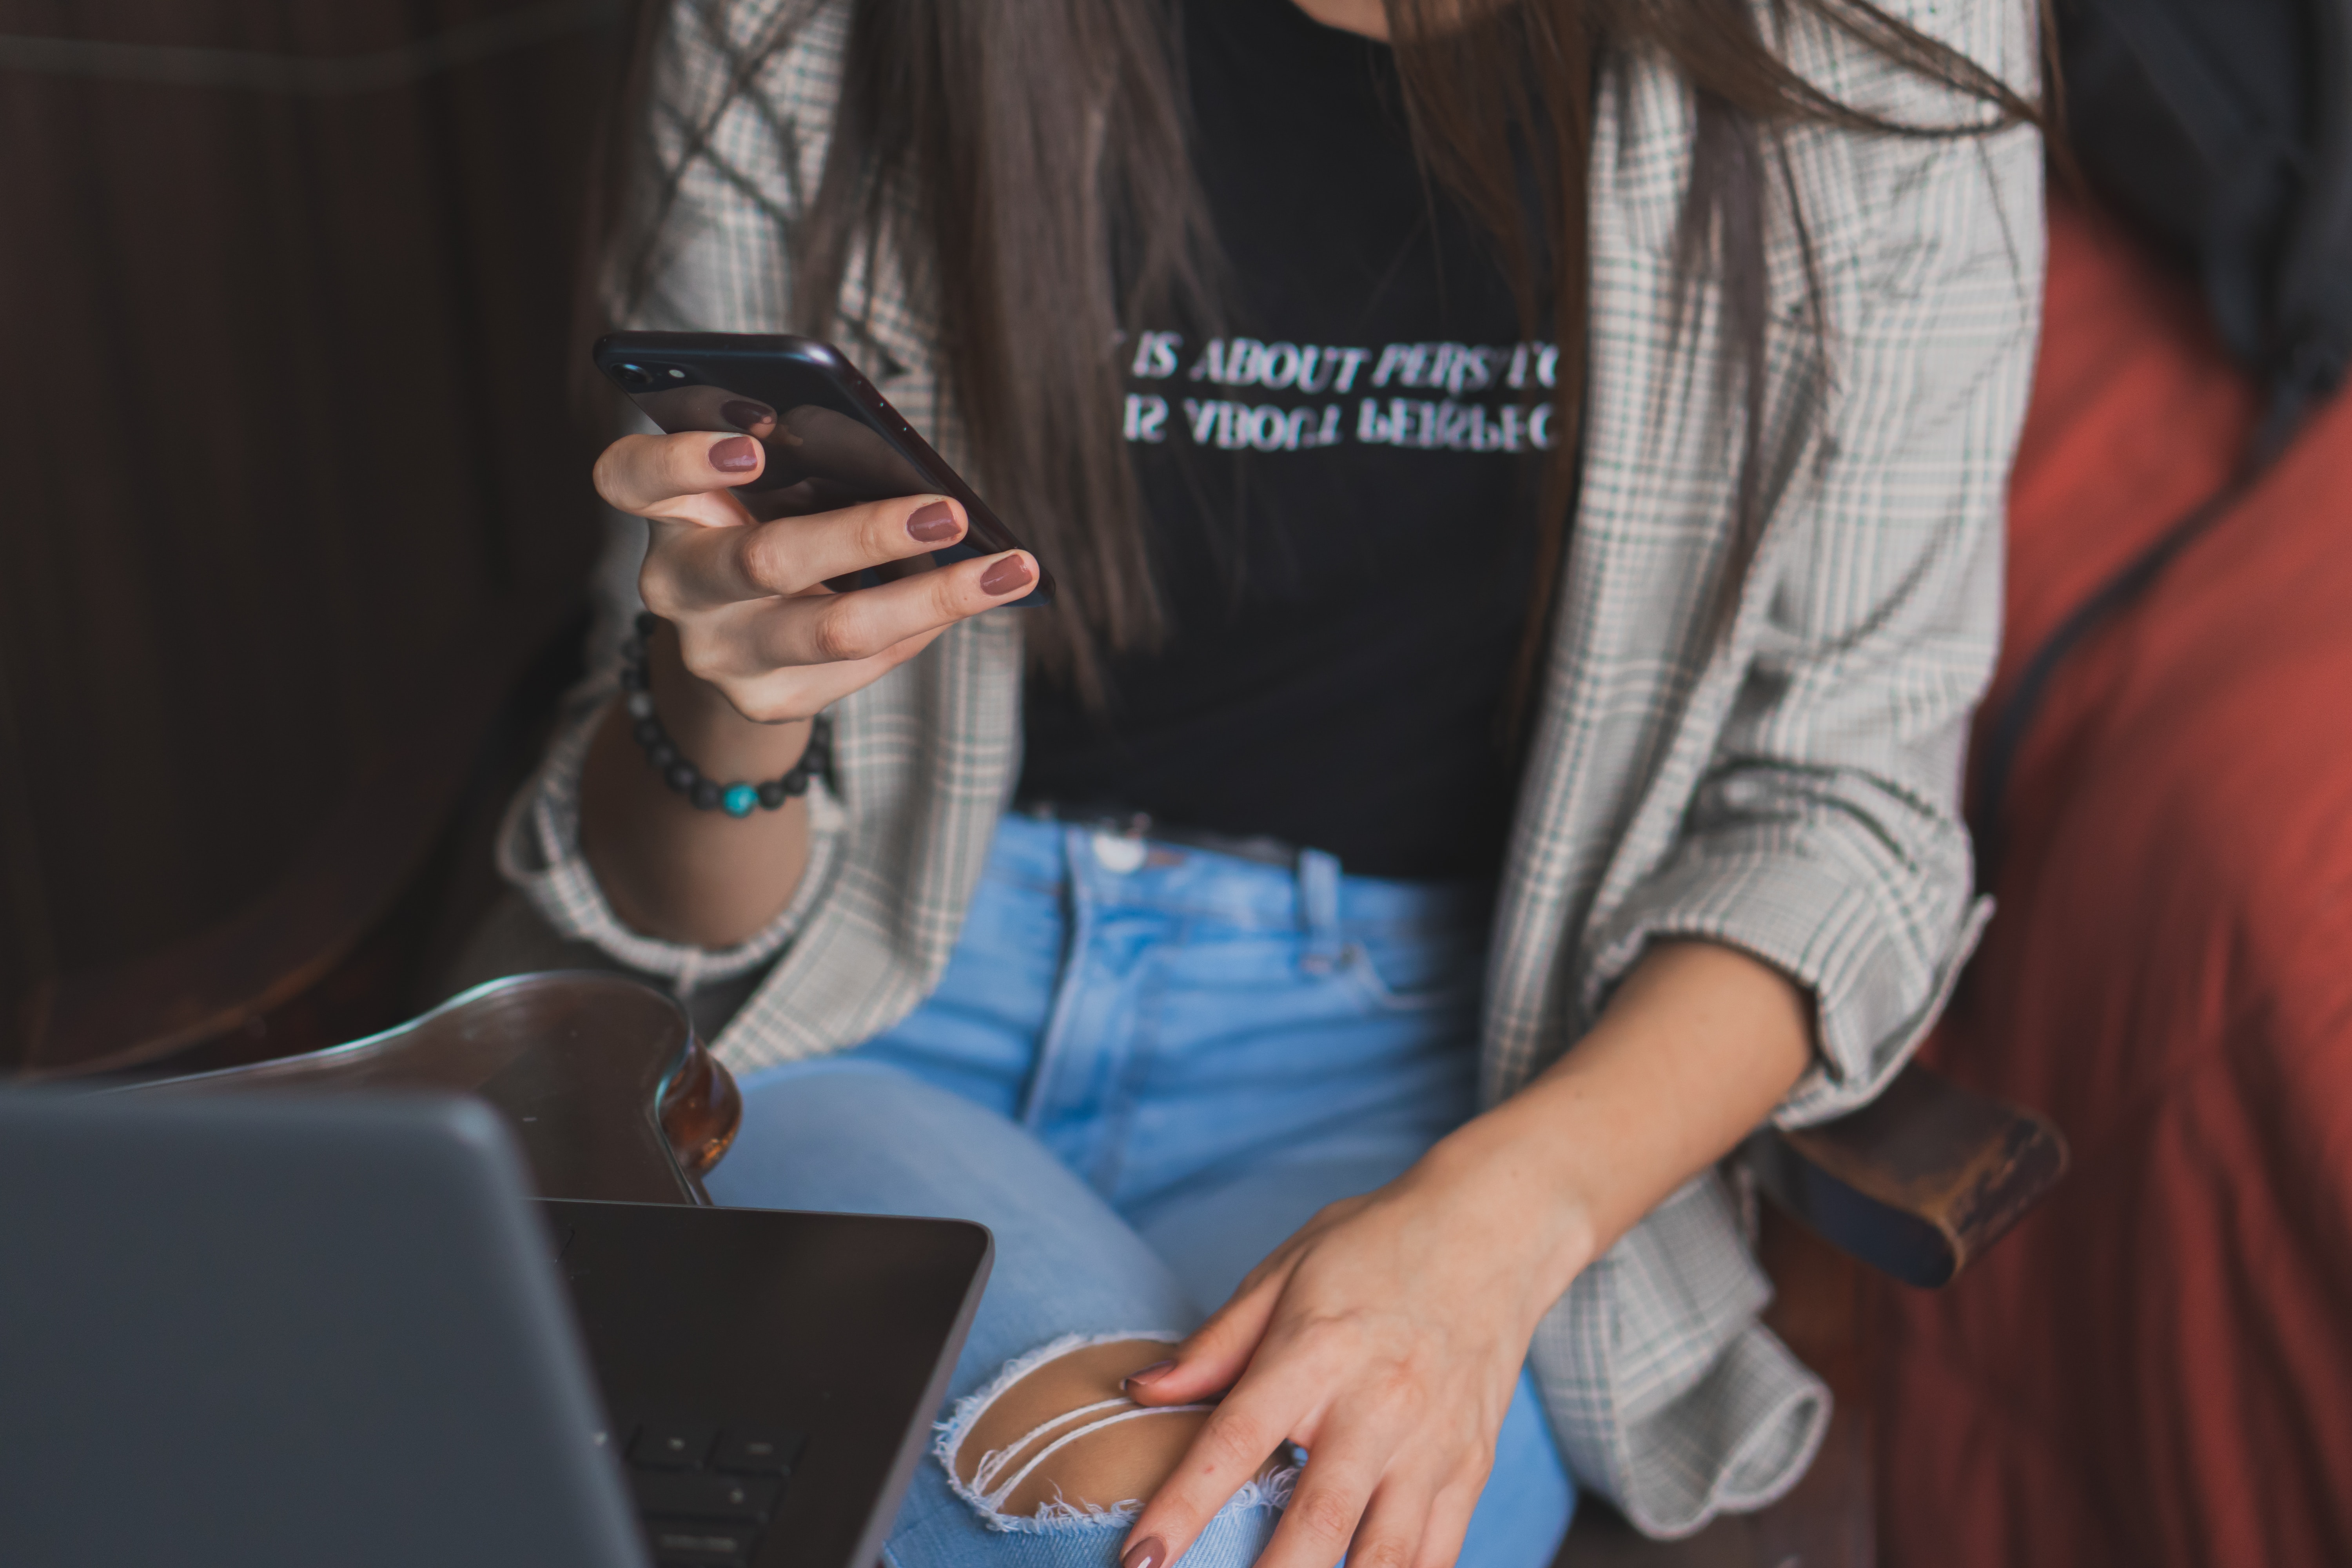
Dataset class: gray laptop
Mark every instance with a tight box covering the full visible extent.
[0,1089,990,1568]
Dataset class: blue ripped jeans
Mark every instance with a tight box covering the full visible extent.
[706,813,1577,1568]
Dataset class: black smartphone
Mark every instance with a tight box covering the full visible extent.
[592,331,1054,605]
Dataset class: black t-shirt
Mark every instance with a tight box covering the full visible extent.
[1018,0,1558,880]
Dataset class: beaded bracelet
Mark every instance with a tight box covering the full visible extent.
[618,611,832,818]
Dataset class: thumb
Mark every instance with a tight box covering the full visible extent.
[1123,1260,1293,1407]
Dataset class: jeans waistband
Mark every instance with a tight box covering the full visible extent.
[993,810,1492,944]
[1023,803,1299,869]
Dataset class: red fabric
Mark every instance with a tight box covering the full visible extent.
[1876,192,2352,1565]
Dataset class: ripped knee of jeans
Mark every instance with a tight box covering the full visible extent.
[935,1332,1295,1532]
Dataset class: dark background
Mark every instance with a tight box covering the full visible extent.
[0,0,641,1071]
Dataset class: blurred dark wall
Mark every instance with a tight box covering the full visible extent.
[0,0,634,1064]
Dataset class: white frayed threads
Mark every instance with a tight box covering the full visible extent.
[934,1331,1296,1534]
[977,1403,1214,1513]
[967,1398,1131,1497]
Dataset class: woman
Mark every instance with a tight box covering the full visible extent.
[496,0,2043,1563]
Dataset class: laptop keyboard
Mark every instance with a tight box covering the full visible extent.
[621,1420,804,1567]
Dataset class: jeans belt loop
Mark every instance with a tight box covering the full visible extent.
[1297,847,1345,973]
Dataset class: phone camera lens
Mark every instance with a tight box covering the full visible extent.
[612,363,655,390]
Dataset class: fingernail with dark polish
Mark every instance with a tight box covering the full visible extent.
[1122,1360,1177,1390]
[1122,1537,1165,1568]
[979,554,1033,596]
[710,435,759,472]
[720,398,775,430]
[907,500,960,542]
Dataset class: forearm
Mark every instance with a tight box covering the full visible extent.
[1416,939,1813,1298]
[578,621,815,948]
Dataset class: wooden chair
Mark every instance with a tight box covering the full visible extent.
[0,0,626,1075]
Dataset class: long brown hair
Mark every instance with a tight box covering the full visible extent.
[609,0,2045,706]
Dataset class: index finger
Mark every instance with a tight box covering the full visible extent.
[650,493,970,613]
[1124,1370,1315,1568]
[592,430,766,518]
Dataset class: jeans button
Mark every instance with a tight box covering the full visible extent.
[1091,830,1148,874]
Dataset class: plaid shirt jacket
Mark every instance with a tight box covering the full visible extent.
[502,0,2043,1537]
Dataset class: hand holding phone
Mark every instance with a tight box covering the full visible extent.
[590,332,1049,726]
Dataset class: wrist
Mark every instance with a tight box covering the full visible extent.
[1411,1110,1601,1325]
[642,620,814,779]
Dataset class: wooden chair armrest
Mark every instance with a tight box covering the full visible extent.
[125,973,739,1207]
[1737,1060,2068,1287]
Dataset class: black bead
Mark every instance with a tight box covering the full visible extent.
[784,768,811,797]
[618,664,648,692]
[648,742,677,769]
[757,780,788,810]
[635,610,660,636]
[691,779,722,811]
[666,763,698,793]
[632,718,663,747]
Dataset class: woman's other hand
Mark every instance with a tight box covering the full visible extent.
[1118,940,1814,1568]
[1115,1145,1588,1568]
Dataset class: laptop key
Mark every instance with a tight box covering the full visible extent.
[713,1428,806,1476]
[644,1519,759,1567]
[631,1423,717,1470]
[632,1470,780,1522]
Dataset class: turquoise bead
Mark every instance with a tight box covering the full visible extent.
[721,783,758,818]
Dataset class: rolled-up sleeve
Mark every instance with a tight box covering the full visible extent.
[494,0,853,991]
[494,510,849,991]
[1584,109,2041,1128]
